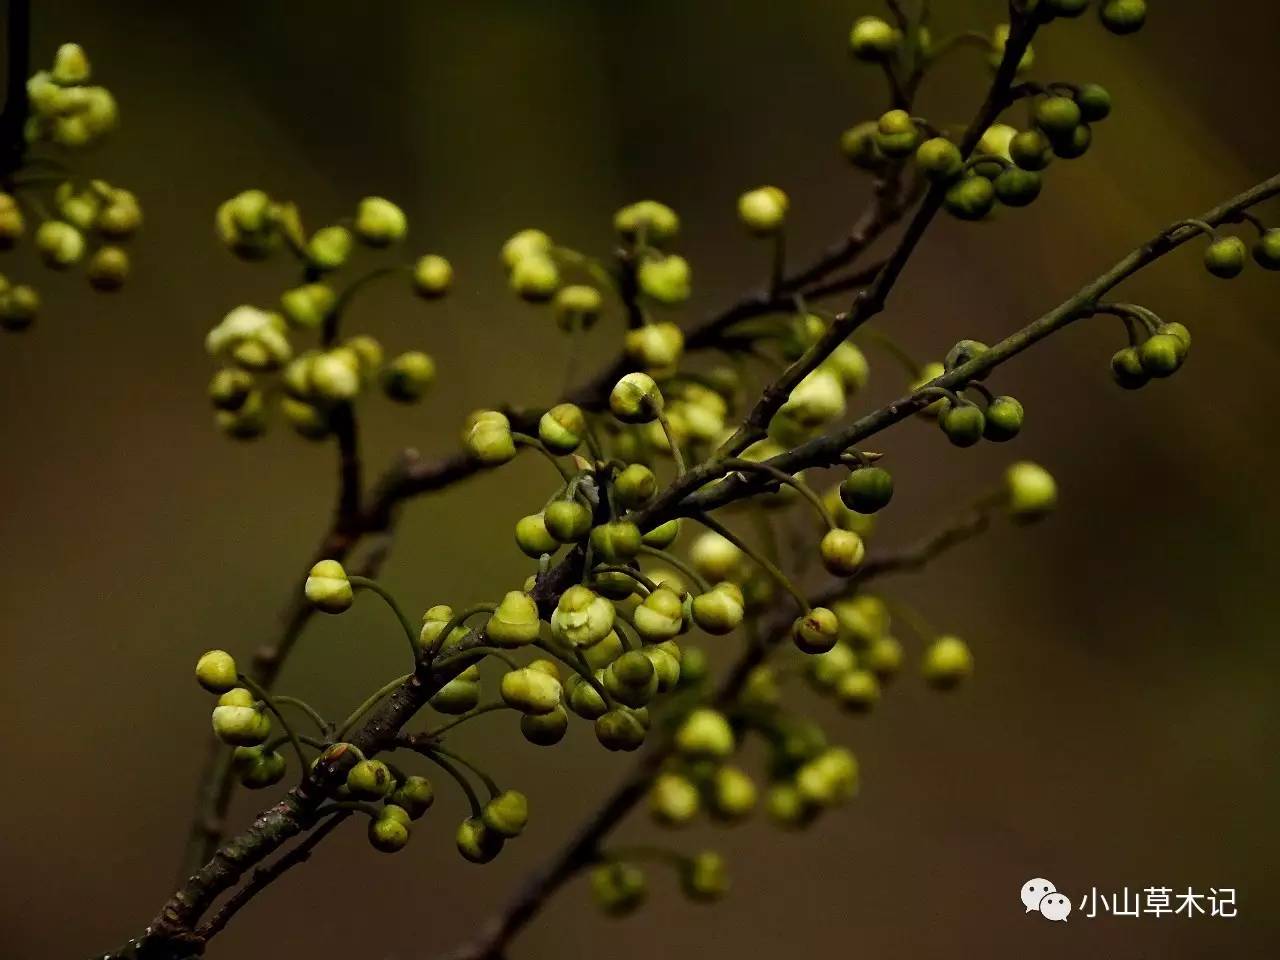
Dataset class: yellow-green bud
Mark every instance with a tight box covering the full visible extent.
[988,23,1035,73]
[368,813,410,853]
[86,245,129,292]
[797,747,859,806]
[34,220,84,268]
[214,391,266,440]
[456,817,504,864]
[195,650,238,693]
[922,635,973,689]
[840,120,885,170]
[0,194,24,248]
[354,196,407,246]
[650,772,700,826]
[515,513,558,558]
[96,187,142,238]
[819,528,866,577]
[501,228,553,269]
[280,396,328,440]
[681,851,729,902]
[589,520,642,563]
[807,642,856,690]
[307,225,353,271]
[1005,461,1056,522]
[766,782,814,829]
[609,372,663,424]
[500,667,562,715]
[462,410,516,465]
[832,595,889,642]
[594,708,647,751]
[641,518,681,549]
[624,321,685,373]
[604,653,658,708]
[280,283,335,329]
[238,748,287,789]
[675,708,734,759]
[567,673,609,719]
[690,582,744,635]
[52,43,92,84]
[381,351,436,403]
[211,692,270,746]
[710,765,757,821]
[487,591,542,647]
[689,531,743,582]
[793,606,840,654]
[614,463,657,509]
[613,200,680,243]
[510,254,560,302]
[863,634,904,679]
[544,499,592,542]
[412,254,453,297]
[644,641,681,691]
[482,790,529,838]
[304,559,352,614]
[874,109,919,159]
[307,350,360,403]
[825,342,870,393]
[591,862,647,916]
[205,306,292,373]
[836,669,881,712]
[780,368,845,426]
[538,403,586,454]
[849,16,901,61]
[553,283,603,330]
[388,775,435,818]
[637,254,691,305]
[737,185,789,235]
[551,585,616,647]
[912,360,947,417]
[347,759,394,799]
[430,676,480,714]
[633,586,685,641]
[521,705,569,746]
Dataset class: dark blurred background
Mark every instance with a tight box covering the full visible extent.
[2,1,1278,957]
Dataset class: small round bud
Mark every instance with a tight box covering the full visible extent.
[609,372,663,424]
[1110,346,1149,389]
[430,677,480,714]
[482,790,529,838]
[306,225,353,271]
[381,351,436,403]
[280,283,335,329]
[939,402,985,447]
[637,254,691,305]
[462,410,516,465]
[412,254,452,297]
[567,674,609,720]
[238,749,287,789]
[766,783,815,829]
[521,705,569,746]
[737,185,789,234]
[347,759,394,799]
[689,531,744,582]
[1160,322,1191,356]
[691,583,745,635]
[487,591,542,647]
[368,814,410,853]
[641,518,681,549]
[983,395,1024,442]
[624,321,685,373]
[1075,83,1112,122]
[1034,96,1082,136]
[52,43,91,84]
[988,24,1035,73]
[595,708,647,751]
[501,228,552,269]
[515,513,558,558]
[307,350,359,402]
[544,499,592,543]
[86,245,129,291]
[874,109,919,159]
[0,193,24,248]
[1050,123,1093,160]
[538,403,586,453]
[456,817,504,864]
[675,708,735,759]
[34,220,84,268]
[614,464,657,509]
[849,16,901,61]
[1204,236,1247,279]
[1010,129,1054,171]
[840,121,886,170]
[840,466,893,514]
[354,196,407,246]
[1252,229,1280,270]
[589,520,642,563]
[864,634,904,680]
[211,696,269,747]
[281,396,329,440]
[915,137,963,182]
[1099,0,1146,35]
[793,607,840,654]
[500,667,562,715]
[682,851,729,902]
[1006,461,1057,522]
[613,200,680,243]
[0,284,39,331]
[214,392,267,440]
[922,636,973,689]
[1138,333,1184,377]
[97,188,142,238]
[833,595,889,642]
[943,176,995,221]
[797,747,859,806]
[836,669,881,713]
[510,254,560,301]
[388,775,435,818]
[650,772,700,826]
[710,766,757,821]
[591,862,647,916]
[633,587,686,642]
[305,559,352,613]
[644,642,681,692]
[553,284,603,330]
[819,529,866,577]
[195,650,238,693]
[993,168,1042,208]
[808,642,856,690]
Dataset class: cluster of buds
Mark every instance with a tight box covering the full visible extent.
[25,43,117,149]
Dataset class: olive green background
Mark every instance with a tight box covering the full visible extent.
[2,2,1278,958]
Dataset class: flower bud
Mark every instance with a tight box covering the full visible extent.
[211,691,270,746]
[609,372,663,423]
[591,862,647,916]
[84,245,128,292]
[1005,461,1056,522]
[501,228,552,269]
[939,402,985,447]
[613,200,679,243]
[306,225,353,271]
[214,391,266,440]
[430,676,480,714]
[538,403,585,454]
[836,669,881,713]
[839,466,893,514]
[521,705,569,746]
[462,410,516,465]
[641,518,681,549]
[544,499,592,543]
[1138,333,1183,377]
[863,634,904,680]
[1075,83,1112,123]
[195,650,238,693]
[911,361,947,417]
[624,321,685,373]
[988,23,1034,73]
[487,591,542,647]
[780,368,846,426]
[500,667,562,715]
[650,772,699,826]
[354,196,407,246]
[1252,229,1280,270]
[766,783,814,829]
[1050,123,1093,159]
[604,652,658,708]
[304,559,352,613]
[347,759,394,799]
[737,185,789,235]
[710,765,757,821]
[552,585,617,648]
[567,673,609,719]
[614,464,656,509]
[553,284,603,330]
[832,595,889,642]
[681,851,728,902]
[689,531,744,582]
[1099,0,1146,34]
[808,642,856,690]
[819,528,866,577]
[983,395,1024,441]
[52,43,91,84]
[595,708,647,751]
[675,708,734,759]
[515,513,558,558]
[456,817,504,863]
[993,168,1042,208]
[482,790,529,838]
[943,176,996,221]
[205,305,292,372]
[0,194,23,248]
[916,137,962,182]
[368,813,410,853]
[280,283,335,329]
[510,253,560,301]
[793,607,840,655]
[840,121,885,170]
[412,254,453,297]
[237,748,287,789]
[691,582,745,635]
[797,747,859,806]
[848,16,901,61]
[388,775,434,818]
[1204,236,1247,279]
[589,521,643,563]
[633,587,685,641]
[34,220,84,268]
[1110,346,1148,389]
[1010,129,1053,171]
[381,351,436,403]
[874,109,918,159]
[644,641,682,691]
[1034,96,1081,137]
[97,188,142,238]
[922,635,973,689]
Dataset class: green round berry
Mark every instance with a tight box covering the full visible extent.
[482,790,530,838]
[915,137,963,181]
[1034,96,1082,136]
[515,513,558,558]
[521,705,569,746]
[368,813,410,853]
[1075,83,1113,122]
[922,636,973,690]
[1049,123,1092,159]
[819,529,866,577]
[388,775,434,818]
[544,499,592,543]
[943,176,996,221]
[849,16,901,61]
[1159,322,1191,356]
[238,749,287,789]
[195,650,238,693]
[1204,236,1247,279]
[614,463,657,509]
[1138,333,1184,377]
[1251,229,1280,270]
[354,197,407,246]
[381,351,435,403]
[836,669,881,713]
[1099,0,1146,35]
[456,817,504,864]
[589,520,643,563]
[304,559,352,614]
[594,708,647,751]
[430,677,480,714]
[874,109,919,159]
[983,395,1024,442]
[737,185,789,235]
[412,254,453,298]
[839,466,893,514]
[994,168,1042,208]
[939,403,985,447]
[347,759,394,799]
[792,607,840,655]
[1009,129,1054,171]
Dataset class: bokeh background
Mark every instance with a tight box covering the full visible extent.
[2,1,1278,957]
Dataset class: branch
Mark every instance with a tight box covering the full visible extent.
[0,0,31,178]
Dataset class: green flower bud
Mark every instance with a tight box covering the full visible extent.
[943,175,996,221]
[236,748,287,789]
[304,559,352,614]
[874,109,919,159]
[839,466,893,514]
[650,772,700,826]
[1034,96,1082,137]
[1050,123,1092,159]
[836,669,881,713]
[945,339,990,373]
[500,667,562,715]
[544,499,593,543]
[849,15,901,61]
[34,220,84,268]
[741,664,780,710]
[567,673,609,719]
[613,200,680,243]
[487,591,542,647]
[993,168,1042,208]
[281,395,328,440]
[206,306,293,373]
[633,587,685,642]
[766,783,815,829]
[553,283,603,331]
[430,677,480,714]
[833,595,890,642]
[689,531,744,582]
[0,282,38,332]
[1160,322,1191,355]
[501,228,553,269]
[214,391,267,440]
[988,23,1035,73]
[911,361,947,418]
[456,817,504,864]
[793,606,839,654]
[676,645,709,687]
[624,321,685,373]
[347,759,394,799]
[388,775,434,818]
[482,790,529,838]
[922,635,973,689]
[537,403,585,454]
[1075,83,1112,123]
[808,642,856,690]
[368,813,410,853]
[97,188,142,238]
[1204,236,1247,279]
[215,190,276,256]
[1099,0,1146,34]
[675,708,735,759]
[613,464,656,509]
[1110,346,1148,389]
[915,137,963,181]
[280,283,335,329]
[412,254,453,298]
[940,402,985,447]
[691,582,745,635]
[797,747,859,806]
[85,244,129,290]
[521,705,569,746]
[710,765,757,821]
[381,350,436,403]
[824,341,870,395]
[305,350,359,402]
[1010,129,1053,171]
[590,520,643,563]
[644,642,682,691]
[515,513,558,558]
[52,43,91,84]
[591,862,647,916]
[195,650,238,694]
[1006,461,1057,521]
[864,634,904,680]
[983,395,1024,442]
[820,528,866,577]
[637,254,691,305]
[641,518,682,549]
[0,193,24,248]
[604,651,658,707]
[974,123,1013,165]
[1251,229,1280,270]
[307,225,353,271]
[737,185,789,234]
[780,368,845,427]
[609,372,663,424]
[840,121,886,170]
[681,851,728,902]
[354,196,407,246]
[510,253,560,302]
[211,692,270,746]
[342,336,382,380]
[1138,332,1183,377]
[462,410,516,465]
[55,182,100,231]
[595,708,647,751]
